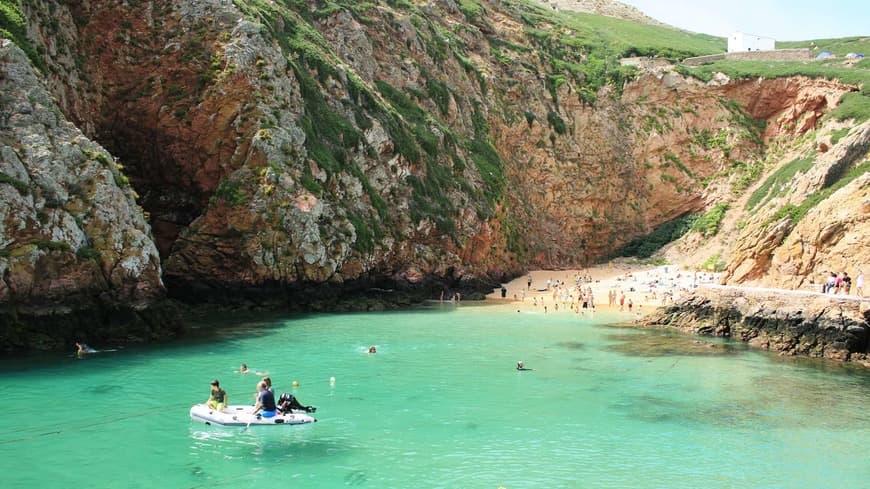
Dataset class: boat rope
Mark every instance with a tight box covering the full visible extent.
[0,401,193,445]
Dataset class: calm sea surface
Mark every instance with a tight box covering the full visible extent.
[1,302,867,488]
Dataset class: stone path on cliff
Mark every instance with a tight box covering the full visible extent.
[699,284,869,303]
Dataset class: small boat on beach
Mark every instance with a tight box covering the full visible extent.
[189,404,317,427]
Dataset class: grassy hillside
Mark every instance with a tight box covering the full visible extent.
[511,0,725,59]
[778,36,870,56]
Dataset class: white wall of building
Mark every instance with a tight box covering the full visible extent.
[728,32,776,52]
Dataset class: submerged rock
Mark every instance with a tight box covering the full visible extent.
[605,330,739,357]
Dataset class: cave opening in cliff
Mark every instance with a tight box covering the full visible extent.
[100,124,207,260]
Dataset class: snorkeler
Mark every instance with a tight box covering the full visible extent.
[75,342,96,357]
[516,361,533,371]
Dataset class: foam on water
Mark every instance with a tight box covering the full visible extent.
[1,303,868,488]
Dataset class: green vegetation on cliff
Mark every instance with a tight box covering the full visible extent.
[769,159,870,226]
[0,0,42,69]
[0,171,29,195]
[612,213,698,258]
[690,202,729,237]
[746,156,815,210]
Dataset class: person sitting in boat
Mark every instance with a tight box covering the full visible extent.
[75,342,96,357]
[254,376,275,401]
[206,380,227,412]
[277,392,317,413]
[252,381,277,418]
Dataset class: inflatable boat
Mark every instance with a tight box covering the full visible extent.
[189,404,316,427]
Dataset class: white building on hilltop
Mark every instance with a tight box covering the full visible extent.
[728,32,776,52]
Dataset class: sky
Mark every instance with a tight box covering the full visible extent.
[619,0,869,41]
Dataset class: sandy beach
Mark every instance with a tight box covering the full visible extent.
[484,262,717,317]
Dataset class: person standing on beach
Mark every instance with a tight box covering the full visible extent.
[826,272,837,293]
[855,271,864,297]
[842,272,851,295]
[527,275,532,290]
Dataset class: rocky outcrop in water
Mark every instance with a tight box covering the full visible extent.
[641,286,870,364]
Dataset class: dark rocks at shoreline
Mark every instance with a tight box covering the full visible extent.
[641,287,870,365]
[164,272,499,312]
[0,269,501,352]
[0,299,186,352]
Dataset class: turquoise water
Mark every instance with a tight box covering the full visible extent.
[1,303,868,488]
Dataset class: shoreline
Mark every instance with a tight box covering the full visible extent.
[484,262,713,317]
[482,262,869,366]
[485,262,869,311]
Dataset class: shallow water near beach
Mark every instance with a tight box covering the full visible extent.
[1,303,868,488]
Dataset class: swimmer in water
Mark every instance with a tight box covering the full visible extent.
[516,361,533,371]
[368,346,377,354]
[75,342,96,357]
[239,364,249,373]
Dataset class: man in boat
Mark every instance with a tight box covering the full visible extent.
[252,381,277,418]
[277,392,317,413]
[206,380,227,412]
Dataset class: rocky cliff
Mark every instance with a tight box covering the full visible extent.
[0,0,866,349]
[0,40,178,350]
[664,115,869,290]
[641,286,870,365]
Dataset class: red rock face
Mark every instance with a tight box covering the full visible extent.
[720,76,856,141]
[64,1,260,260]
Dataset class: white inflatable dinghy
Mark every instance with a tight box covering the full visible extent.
[189,404,316,427]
